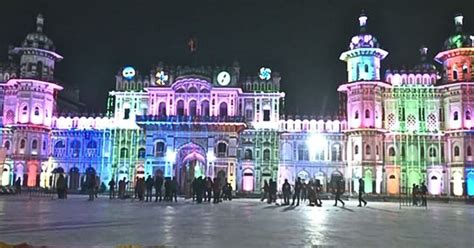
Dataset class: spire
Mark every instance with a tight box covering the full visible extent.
[36,13,44,32]
[359,10,368,33]
[454,13,463,33]
[419,45,428,62]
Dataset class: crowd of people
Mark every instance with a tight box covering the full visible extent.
[108,175,179,202]
[190,176,233,204]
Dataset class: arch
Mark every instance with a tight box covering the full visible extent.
[219,102,228,117]
[407,171,421,189]
[70,140,81,158]
[452,171,463,196]
[387,174,398,194]
[138,147,146,159]
[467,171,474,196]
[87,140,97,149]
[216,142,227,157]
[466,110,471,120]
[158,102,166,116]
[26,161,38,187]
[263,149,270,161]
[428,172,441,195]
[1,164,11,186]
[281,142,292,161]
[242,168,254,192]
[453,111,459,121]
[454,146,460,157]
[37,61,43,78]
[69,167,80,190]
[364,170,373,193]
[4,140,10,150]
[188,87,198,93]
[188,100,197,117]
[297,170,310,182]
[354,145,359,155]
[365,144,370,155]
[201,100,210,116]
[364,64,369,73]
[34,106,40,116]
[176,100,185,116]
[354,110,359,119]
[388,147,396,157]
[453,68,458,80]
[467,146,472,156]
[155,141,165,157]
[31,139,38,150]
[55,140,65,148]
[365,109,370,119]
[20,139,26,149]
[244,148,253,160]
[176,88,185,93]
[331,143,341,161]
[120,147,129,158]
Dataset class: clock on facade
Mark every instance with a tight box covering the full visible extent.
[259,67,272,80]
[217,71,231,86]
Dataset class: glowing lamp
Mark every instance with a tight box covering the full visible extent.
[306,133,326,153]
[122,66,136,80]
[166,150,176,163]
[207,151,216,162]
[259,67,272,80]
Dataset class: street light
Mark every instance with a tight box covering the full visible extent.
[306,132,326,154]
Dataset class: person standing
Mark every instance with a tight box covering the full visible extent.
[171,177,178,202]
[333,178,345,207]
[191,179,197,201]
[213,177,221,204]
[357,178,367,207]
[145,175,154,202]
[15,177,21,195]
[226,182,233,201]
[94,176,100,198]
[164,178,171,201]
[88,173,96,201]
[108,178,116,199]
[315,179,322,207]
[282,179,291,205]
[154,174,164,202]
[134,176,139,199]
[206,177,213,202]
[420,182,428,207]
[301,180,307,204]
[56,174,66,199]
[292,177,302,206]
[261,179,269,202]
[412,184,419,206]
[118,178,124,199]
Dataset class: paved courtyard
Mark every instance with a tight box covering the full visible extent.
[0,195,473,247]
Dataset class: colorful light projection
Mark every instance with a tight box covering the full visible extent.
[155,70,168,85]
[259,67,271,80]
[122,66,136,80]
[217,71,231,86]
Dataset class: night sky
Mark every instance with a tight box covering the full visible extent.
[1,0,473,115]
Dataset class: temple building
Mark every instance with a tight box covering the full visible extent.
[0,13,473,197]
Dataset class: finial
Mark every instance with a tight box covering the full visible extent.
[36,13,44,32]
[454,13,463,32]
[359,10,368,33]
[419,46,428,62]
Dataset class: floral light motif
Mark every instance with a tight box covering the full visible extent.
[259,67,272,80]
[155,71,169,85]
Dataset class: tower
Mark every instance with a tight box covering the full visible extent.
[1,14,63,187]
[338,12,389,194]
[434,14,474,196]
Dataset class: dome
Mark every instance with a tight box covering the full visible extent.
[348,12,381,50]
[21,14,56,51]
[443,14,473,50]
[413,46,437,72]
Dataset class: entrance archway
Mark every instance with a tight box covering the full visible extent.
[452,171,463,196]
[314,171,326,192]
[428,172,441,195]
[1,165,11,186]
[242,169,254,192]
[176,143,206,196]
[467,171,474,196]
[364,170,373,193]
[69,167,80,190]
[26,161,39,187]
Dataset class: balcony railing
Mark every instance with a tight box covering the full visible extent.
[136,115,246,124]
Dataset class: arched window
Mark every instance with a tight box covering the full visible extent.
[189,100,197,117]
[376,145,379,156]
[70,140,81,158]
[138,147,146,158]
[219,102,228,117]
[467,146,472,156]
[365,109,370,118]
[364,64,369,73]
[217,142,227,157]
[453,69,458,80]
[20,139,26,149]
[4,140,10,150]
[87,140,97,149]
[155,142,165,157]
[466,110,471,120]
[55,140,65,148]
[463,64,468,75]
[429,147,436,157]
[263,149,270,161]
[158,102,166,116]
[454,111,459,121]
[188,87,198,93]
[201,100,210,116]
[120,147,129,158]
[31,139,38,150]
[354,111,359,119]
[365,144,370,155]
[34,107,40,116]
[37,61,43,78]
[244,149,253,160]
[389,147,396,157]
[454,146,460,157]
[354,145,359,155]
[22,105,28,115]
[331,144,341,161]
[176,100,184,116]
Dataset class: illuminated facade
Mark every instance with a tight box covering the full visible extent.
[0,13,473,197]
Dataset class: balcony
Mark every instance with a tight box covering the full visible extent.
[136,115,246,124]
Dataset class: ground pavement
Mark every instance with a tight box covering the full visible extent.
[0,195,473,247]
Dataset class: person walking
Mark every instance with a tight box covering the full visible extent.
[261,179,269,202]
[145,175,154,202]
[357,178,367,207]
[108,178,116,199]
[282,179,291,205]
[171,177,178,202]
[292,177,302,206]
[333,178,345,207]
[154,174,164,202]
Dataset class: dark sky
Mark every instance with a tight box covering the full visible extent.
[1,0,473,115]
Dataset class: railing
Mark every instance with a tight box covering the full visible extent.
[27,187,56,200]
[136,115,246,123]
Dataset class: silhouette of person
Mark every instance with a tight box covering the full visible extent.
[358,178,367,207]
